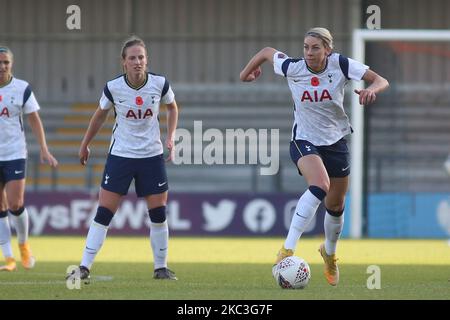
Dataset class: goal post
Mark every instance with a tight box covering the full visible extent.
[350,29,450,238]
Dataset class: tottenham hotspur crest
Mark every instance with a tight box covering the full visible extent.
[328,73,333,83]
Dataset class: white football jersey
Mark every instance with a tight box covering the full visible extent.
[0,77,40,160]
[273,51,369,146]
[99,72,175,158]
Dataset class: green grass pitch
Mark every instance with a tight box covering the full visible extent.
[0,237,449,300]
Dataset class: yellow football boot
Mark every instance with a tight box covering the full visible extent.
[0,257,17,271]
[19,242,36,269]
[275,246,294,265]
[319,243,339,286]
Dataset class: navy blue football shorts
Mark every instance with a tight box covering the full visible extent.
[101,153,168,197]
[0,159,26,184]
[289,138,350,178]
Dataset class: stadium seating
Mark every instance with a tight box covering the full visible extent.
[24,84,449,193]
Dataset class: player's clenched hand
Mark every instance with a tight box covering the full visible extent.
[242,66,262,82]
[79,145,90,165]
[165,139,174,162]
[354,89,377,105]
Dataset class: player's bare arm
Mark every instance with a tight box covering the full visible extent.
[354,69,389,105]
[27,111,58,167]
[79,107,110,165]
[165,100,178,162]
[240,47,277,82]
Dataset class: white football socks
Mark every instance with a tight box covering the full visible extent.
[10,208,29,244]
[284,189,323,250]
[324,211,344,255]
[81,222,108,270]
[0,216,13,258]
[150,221,169,270]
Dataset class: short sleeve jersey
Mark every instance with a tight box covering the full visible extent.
[273,51,369,146]
[0,77,40,160]
[99,72,175,158]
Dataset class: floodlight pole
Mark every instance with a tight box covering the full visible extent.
[350,29,450,239]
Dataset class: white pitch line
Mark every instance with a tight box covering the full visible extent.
[0,275,113,286]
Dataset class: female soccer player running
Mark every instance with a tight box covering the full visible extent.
[0,46,58,271]
[240,28,389,286]
[67,37,179,282]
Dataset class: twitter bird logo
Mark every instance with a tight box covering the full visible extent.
[203,200,236,231]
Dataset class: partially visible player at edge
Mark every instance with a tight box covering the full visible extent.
[67,36,179,282]
[0,46,58,271]
[240,27,389,286]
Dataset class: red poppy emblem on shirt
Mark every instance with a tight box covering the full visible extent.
[135,96,143,106]
[0,95,2,102]
[311,77,320,86]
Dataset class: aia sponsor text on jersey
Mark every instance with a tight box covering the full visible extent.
[300,89,332,102]
[126,108,154,119]
[126,96,154,119]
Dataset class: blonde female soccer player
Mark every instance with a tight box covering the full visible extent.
[240,27,388,286]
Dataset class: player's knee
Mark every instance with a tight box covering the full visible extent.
[9,206,25,216]
[148,206,166,223]
[326,197,346,213]
[93,206,115,227]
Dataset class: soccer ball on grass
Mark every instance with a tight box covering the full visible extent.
[272,256,311,289]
